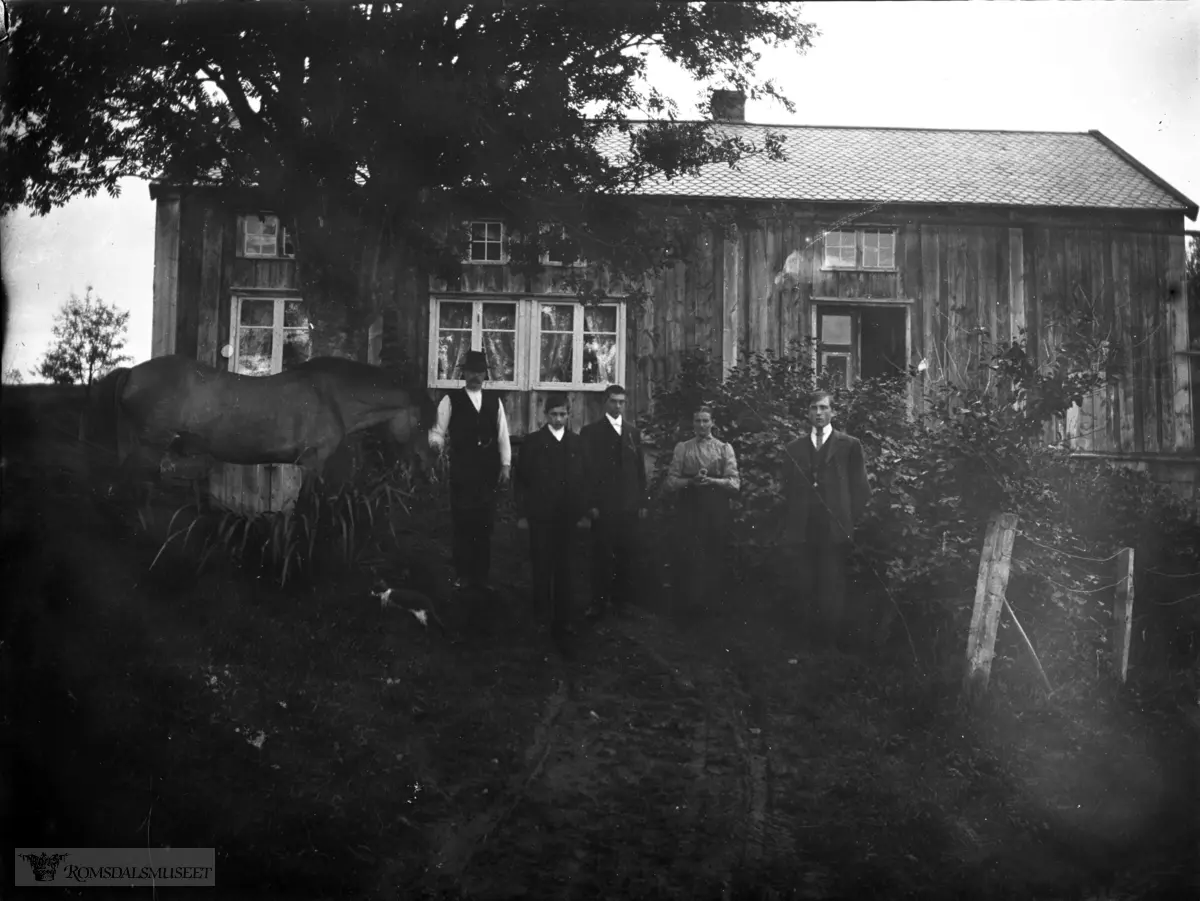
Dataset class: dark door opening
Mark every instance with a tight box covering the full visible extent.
[859,307,907,379]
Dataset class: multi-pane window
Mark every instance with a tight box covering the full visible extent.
[862,229,895,269]
[818,310,854,388]
[823,227,896,270]
[468,221,505,263]
[429,297,625,390]
[533,303,620,388]
[433,300,521,387]
[241,214,295,259]
[824,230,857,268]
[230,297,312,376]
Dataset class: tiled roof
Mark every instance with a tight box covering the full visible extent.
[600,123,1197,214]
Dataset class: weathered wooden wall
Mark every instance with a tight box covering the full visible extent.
[621,205,1193,460]
[153,192,1194,475]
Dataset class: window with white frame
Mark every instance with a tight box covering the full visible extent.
[432,299,522,388]
[240,213,295,259]
[533,301,620,388]
[468,221,505,263]
[229,297,312,376]
[823,227,896,270]
[429,296,625,391]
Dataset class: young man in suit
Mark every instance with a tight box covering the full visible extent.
[780,390,872,651]
[428,350,511,592]
[580,384,649,617]
[515,393,588,656]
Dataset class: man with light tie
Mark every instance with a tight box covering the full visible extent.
[780,389,871,651]
[428,350,511,592]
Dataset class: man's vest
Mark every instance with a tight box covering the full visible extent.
[447,389,501,503]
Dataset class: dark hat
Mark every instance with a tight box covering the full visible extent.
[461,350,489,374]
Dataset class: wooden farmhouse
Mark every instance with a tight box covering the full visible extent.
[148,93,1199,510]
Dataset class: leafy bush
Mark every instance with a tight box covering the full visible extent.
[640,329,1200,676]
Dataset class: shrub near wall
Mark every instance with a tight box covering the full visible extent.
[640,337,1200,675]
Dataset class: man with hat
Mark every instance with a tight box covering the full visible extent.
[428,349,511,591]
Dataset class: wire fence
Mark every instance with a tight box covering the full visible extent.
[998,523,1200,691]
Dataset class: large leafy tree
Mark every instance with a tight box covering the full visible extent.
[2,0,814,359]
[35,286,132,388]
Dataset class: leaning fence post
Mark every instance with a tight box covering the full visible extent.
[962,512,1020,708]
[1112,548,1135,683]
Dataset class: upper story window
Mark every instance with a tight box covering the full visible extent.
[468,221,505,263]
[240,213,295,259]
[539,222,586,267]
[823,227,896,270]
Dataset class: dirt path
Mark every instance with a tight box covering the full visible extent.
[414,608,801,900]
[5,439,1197,901]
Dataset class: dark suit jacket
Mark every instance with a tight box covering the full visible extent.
[514,426,586,523]
[580,418,648,516]
[780,429,871,545]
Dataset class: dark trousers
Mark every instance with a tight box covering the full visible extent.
[451,503,495,588]
[672,490,730,614]
[798,539,849,647]
[528,518,573,627]
[591,510,639,609]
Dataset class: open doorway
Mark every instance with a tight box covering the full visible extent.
[814,304,908,384]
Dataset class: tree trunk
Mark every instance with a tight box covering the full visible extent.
[291,196,394,363]
[289,195,398,487]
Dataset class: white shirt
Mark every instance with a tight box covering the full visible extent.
[548,425,565,442]
[811,424,832,448]
[428,389,512,465]
[606,413,622,435]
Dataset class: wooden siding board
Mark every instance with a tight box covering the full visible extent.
[1167,234,1194,451]
[151,195,181,358]
[947,227,969,387]
[1135,232,1158,453]
[174,197,204,359]
[721,228,741,376]
[996,228,1011,350]
[196,203,224,367]
[1099,230,1118,451]
[748,227,770,354]
[1113,236,1137,452]
[695,228,718,355]
[902,224,921,305]
[1063,229,1086,448]
[218,207,236,364]
[1156,233,1176,451]
[1007,228,1026,351]
[919,225,941,390]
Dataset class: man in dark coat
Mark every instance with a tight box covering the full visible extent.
[428,350,511,591]
[580,384,649,616]
[515,393,589,655]
[780,390,872,650]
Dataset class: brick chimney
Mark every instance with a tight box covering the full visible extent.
[709,89,746,123]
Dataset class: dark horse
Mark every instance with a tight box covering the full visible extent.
[79,355,437,496]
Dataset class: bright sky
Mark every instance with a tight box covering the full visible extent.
[3,1,1197,381]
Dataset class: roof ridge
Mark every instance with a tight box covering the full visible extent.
[605,119,1094,136]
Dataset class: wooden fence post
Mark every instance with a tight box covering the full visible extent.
[962,512,1020,708]
[1112,548,1135,683]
